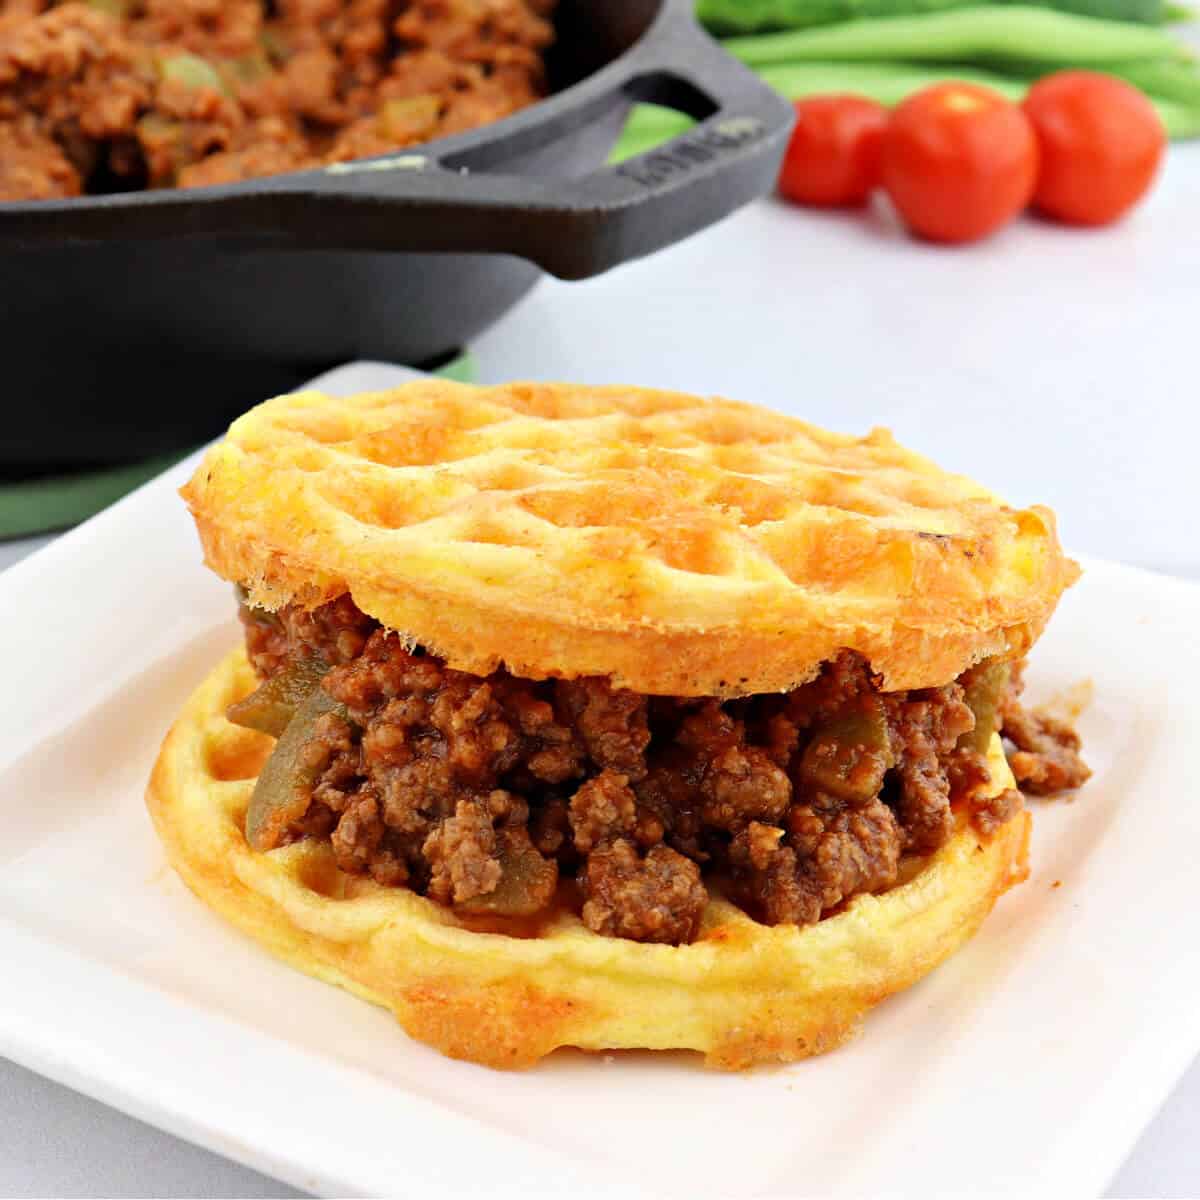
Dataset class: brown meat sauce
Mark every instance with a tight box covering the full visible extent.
[237,595,1089,945]
[0,0,554,200]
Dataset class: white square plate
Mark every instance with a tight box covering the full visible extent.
[2,363,1197,1198]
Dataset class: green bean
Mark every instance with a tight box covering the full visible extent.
[1153,93,1200,133]
[997,52,1200,99]
[1099,56,1200,102]
[765,60,1198,129]
[611,54,1200,166]
[759,58,1027,98]
[724,7,1184,67]
[699,0,978,36]
[699,0,1174,32]
[616,61,1025,153]
[1021,0,1174,22]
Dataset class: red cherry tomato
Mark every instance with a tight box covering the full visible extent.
[880,82,1039,244]
[1023,71,1165,227]
[778,94,889,207]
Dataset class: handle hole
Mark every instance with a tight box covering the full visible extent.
[623,72,718,121]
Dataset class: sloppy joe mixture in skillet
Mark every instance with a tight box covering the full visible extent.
[0,0,554,200]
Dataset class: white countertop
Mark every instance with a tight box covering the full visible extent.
[2,143,1198,1196]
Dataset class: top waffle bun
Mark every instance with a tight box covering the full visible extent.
[182,380,1079,697]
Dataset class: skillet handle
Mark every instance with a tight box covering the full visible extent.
[301,7,794,279]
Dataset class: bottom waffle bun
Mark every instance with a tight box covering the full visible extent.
[147,647,1032,1070]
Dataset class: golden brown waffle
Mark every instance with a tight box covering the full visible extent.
[146,647,1031,1069]
[181,380,1078,696]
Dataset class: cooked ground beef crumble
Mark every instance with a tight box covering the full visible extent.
[236,594,1090,945]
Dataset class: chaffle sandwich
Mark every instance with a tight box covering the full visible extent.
[147,379,1089,1068]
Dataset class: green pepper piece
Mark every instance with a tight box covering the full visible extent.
[242,609,283,635]
[958,661,1012,754]
[224,50,273,85]
[136,113,181,140]
[246,684,344,852]
[236,586,285,635]
[798,701,894,802]
[158,52,229,95]
[378,95,441,141]
[260,29,291,65]
[227,654,329,738]
[454,831,558,918]
[85,0,131,17]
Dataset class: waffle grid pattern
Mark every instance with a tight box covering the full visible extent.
[183,380,1077,695]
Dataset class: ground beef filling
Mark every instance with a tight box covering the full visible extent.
[0,0,554,200]
[237,596,1089,945]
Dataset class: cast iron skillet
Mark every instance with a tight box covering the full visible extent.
[0,0,792,466]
